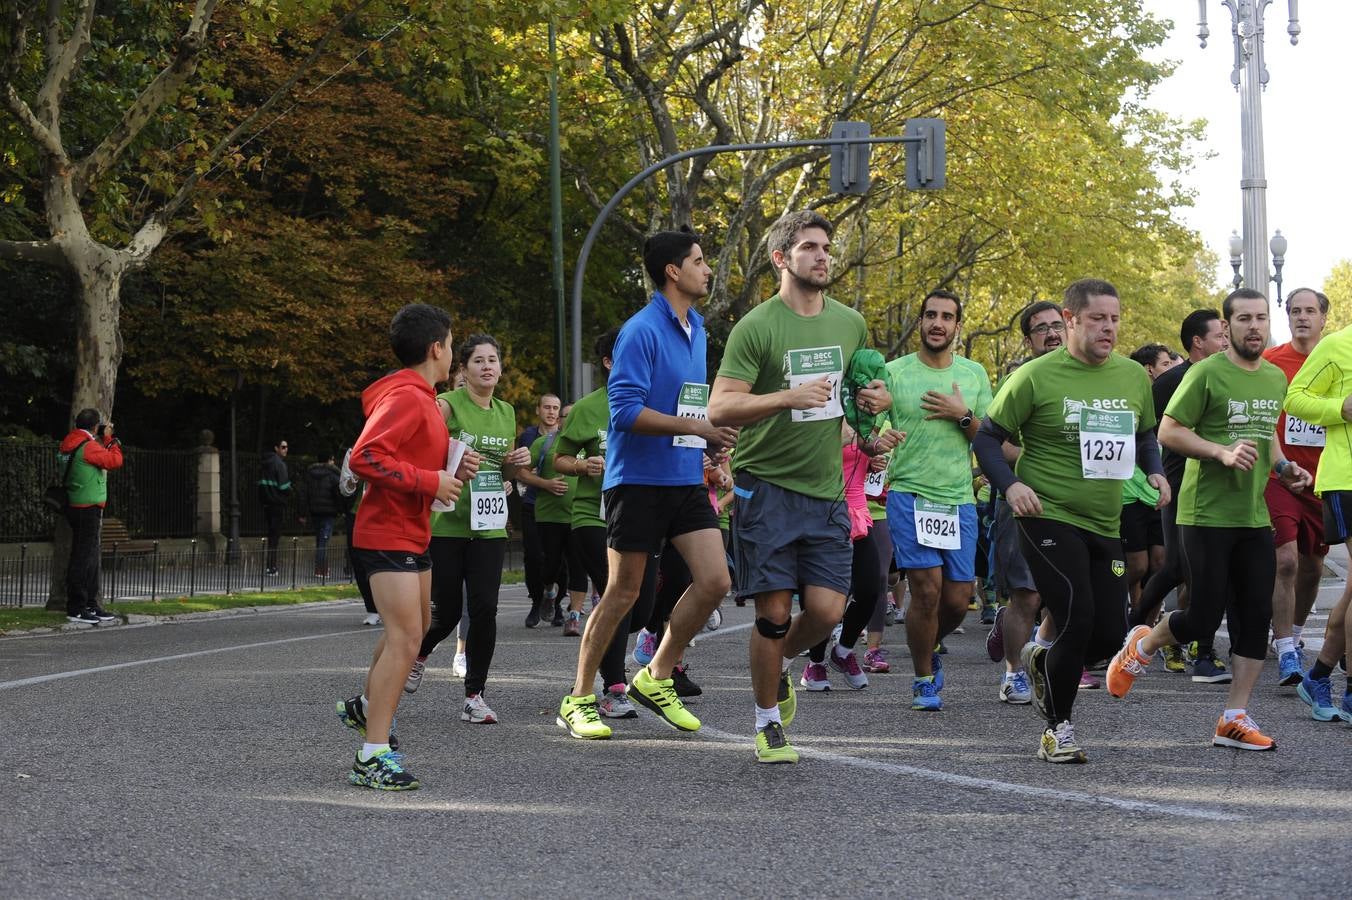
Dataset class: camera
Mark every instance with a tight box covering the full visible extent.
[96,423,108,438]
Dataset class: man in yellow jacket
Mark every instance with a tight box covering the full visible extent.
[1283,302,1352,723]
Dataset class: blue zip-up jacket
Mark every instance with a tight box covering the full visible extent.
[604,292,707,489]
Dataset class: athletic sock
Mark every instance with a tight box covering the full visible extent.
[1222,708,1245,722]
[359,694,369,713]
[832,642,852,662]
[359,742,390,761]
[781,657,794,673]
[755,705,781,730]
[1274,637,1296,656]
[1310,658,1334,680]
[1136,638,1149,660]
[1034,635,1053,650]
[1292,624,1304,645]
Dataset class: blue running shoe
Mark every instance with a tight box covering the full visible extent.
[931,652,945,691]
[1297,674,1338,721]
[911,677,942,711]
[1277,650,1303,687]
[1339,693,1352,724]
[633,628,657,666]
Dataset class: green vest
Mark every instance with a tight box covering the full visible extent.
[62,441,108,507]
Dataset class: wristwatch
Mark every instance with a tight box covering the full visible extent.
[958,409,974,430]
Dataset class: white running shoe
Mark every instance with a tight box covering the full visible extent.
[598,685,638,719]
[461,693,498,724]
[452,652,468,677]
[362,613,382,627]
[404,657,426,694]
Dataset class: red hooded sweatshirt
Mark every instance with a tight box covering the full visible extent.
[350,369,450,553]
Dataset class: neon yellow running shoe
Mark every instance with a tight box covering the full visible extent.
[777,669,797,727]
[629,666,701,732]
[755,721,799,764]
[556,694,612,740]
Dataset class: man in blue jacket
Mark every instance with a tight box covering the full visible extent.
[557,228,738,740]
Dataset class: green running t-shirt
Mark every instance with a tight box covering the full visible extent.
[430,388,518,539]
[985,347,1155,538]
[531,432,576,525]
[555,386,609,530]
[1164,351,1287,528]
[718,294,868,500]
[884,353,993,506]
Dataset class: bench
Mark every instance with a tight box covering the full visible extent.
[100,517,156,559]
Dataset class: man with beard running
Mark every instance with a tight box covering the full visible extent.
[1107,289,1311,751]
[974,279,1165,763]
[1130,309,1230,679]
[884,290,992,711]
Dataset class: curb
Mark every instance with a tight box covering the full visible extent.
[2,596,363,637]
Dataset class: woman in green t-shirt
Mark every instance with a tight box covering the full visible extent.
[405,335,532,726]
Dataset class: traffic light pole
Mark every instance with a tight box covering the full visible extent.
[568,126,942,402]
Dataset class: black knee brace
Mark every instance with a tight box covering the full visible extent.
[755,616,790,639]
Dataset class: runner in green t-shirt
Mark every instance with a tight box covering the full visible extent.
[1107,289,1312,753]
[709,209,891,764]
[974,279,1166,764]
[553,328,642,713]
[882,290,993,711]
[404,335,533,726]
[526,417,581,631]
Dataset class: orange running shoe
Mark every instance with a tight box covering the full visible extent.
[1106,625,1153,698]
[1212,713,1276,751]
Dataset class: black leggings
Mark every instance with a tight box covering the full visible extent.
[421,536,507,696]
[540,521,586,595]
[571,526,656,687]
[1131,500,1211,654]
[1171,525,1274,661]
[1018,518,1128,725]
[809,521,884,662]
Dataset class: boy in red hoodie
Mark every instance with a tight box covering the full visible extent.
[59,408,124,625]
[337,303,474,790]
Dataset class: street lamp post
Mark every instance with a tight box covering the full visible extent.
[1269,229,1288,304]
[1228,230,1244,289]
[1198,1,1300,297]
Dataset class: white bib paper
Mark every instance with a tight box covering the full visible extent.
[1284,414,1325,448]
[1078,408,1134,480]
[469,471,507,531]
[913,497,960,549]
[673,382,711,448]
[787,346,844,422]
[864,469,888,498]
[430,439,469,513]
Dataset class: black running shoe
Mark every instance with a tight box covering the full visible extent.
[349,749,418,790]
[67,609,100,625]
[335,695,400,751]
[92,606,118,623]
[671,664,702,697]
[550,600,564,627]
[524,602,541,629]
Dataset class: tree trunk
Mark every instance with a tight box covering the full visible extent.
[46,240,128,610]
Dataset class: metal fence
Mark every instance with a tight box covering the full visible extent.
[219,451,337,540]
[1,438,198,542]
[0,536,526,607]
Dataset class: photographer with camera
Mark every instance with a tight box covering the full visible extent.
[59,409,124,625]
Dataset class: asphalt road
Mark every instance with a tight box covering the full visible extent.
[3,583,1350,898]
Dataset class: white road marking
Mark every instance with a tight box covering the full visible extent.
[0,630,369,691]
[694,724,1243,822]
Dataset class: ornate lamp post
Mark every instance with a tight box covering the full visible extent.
[1228,230,1244,289]
[1269,229,1287,304]
[1198,1,1300,298]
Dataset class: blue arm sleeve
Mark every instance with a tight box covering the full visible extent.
[607,322,655,433]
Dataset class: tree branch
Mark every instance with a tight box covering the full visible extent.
[0,238,67,267]
[73,0,220,197]
[4,83,67,162]
[145,0,376,232]
[35,0,95,128]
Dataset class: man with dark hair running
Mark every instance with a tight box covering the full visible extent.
[975,279,1165,763]
[1107,288,1311,751]
[1131,307,1230,680]
[557,229,736,741]
[710,209,890,763]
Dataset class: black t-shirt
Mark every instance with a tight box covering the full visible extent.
[1151,359,1191,494]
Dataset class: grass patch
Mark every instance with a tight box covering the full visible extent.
[0,570,524,633]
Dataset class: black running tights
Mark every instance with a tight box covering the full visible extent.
[1171,525,1274,661]
[809,521,883,663]
[1018,517,1128,725]
[421,536,507,696]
